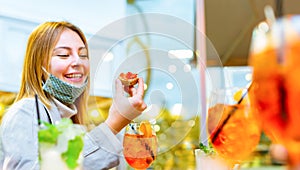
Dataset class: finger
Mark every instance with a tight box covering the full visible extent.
[114,79,124,97]
[129,98,147,112]
[140,102,147,111]
[136,78,145,97]
[129,88,137,96]
[124,85,130,94]
[137,101,147,112]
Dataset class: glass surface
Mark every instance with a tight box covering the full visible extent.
[249,15,300,169]
[38,118,85,170]
[207,88,261,169]
[195,149,231,170]
[123,122,158,170]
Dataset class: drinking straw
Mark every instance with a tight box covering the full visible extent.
[35,94,41,126]
[211,84,253,143]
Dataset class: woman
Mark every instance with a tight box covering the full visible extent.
[0,21,147,169]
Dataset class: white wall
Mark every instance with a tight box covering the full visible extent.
[0,0,127,94]
[0,0,127,34]
[0,0,196,97]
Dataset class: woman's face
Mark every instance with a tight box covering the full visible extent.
[49,28,89,86]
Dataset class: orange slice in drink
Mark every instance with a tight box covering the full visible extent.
[140,121,152,137]
[233,89,243,102]
[233,89,248,104]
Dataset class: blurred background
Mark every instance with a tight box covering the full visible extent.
[1,0,300,169]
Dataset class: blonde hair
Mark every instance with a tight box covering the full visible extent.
[15,21,90,125]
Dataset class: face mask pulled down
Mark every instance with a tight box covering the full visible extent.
[42,70,88,104]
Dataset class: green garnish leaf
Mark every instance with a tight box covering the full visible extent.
[199,142,215,155]
[38,118,85,169]
[38,122,61,144]
[62,136,84,169]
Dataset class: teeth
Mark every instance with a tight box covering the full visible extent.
[66,74,82,78]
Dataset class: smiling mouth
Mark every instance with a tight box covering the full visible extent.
[65,73,83,78]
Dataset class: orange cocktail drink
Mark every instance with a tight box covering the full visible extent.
[123,134,157,169]
[208,88,261,168]
[123,121,158,169]
[249,15,300,168]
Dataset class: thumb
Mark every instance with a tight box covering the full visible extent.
[114,79,124,98]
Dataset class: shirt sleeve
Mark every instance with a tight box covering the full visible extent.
[0,99,40,170]
[82,123,123,170]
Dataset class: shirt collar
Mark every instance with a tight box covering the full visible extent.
[51,97,77,118]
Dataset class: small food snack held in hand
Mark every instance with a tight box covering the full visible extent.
[118,72,139,87]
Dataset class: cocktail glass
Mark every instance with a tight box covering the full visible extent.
[123,121,158,170]
[207,87,261,169]
[249,14,300,169]
[38,118,85,170]
[194,148,231,170]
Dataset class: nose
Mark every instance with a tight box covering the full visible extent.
[70,54,82,67]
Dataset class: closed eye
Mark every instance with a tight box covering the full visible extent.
[56,55,69,57]
[79,54,88,58]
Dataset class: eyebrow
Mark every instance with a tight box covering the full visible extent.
[53,46,87,51]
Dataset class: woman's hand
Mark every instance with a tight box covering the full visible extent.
[105,78,147,134]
